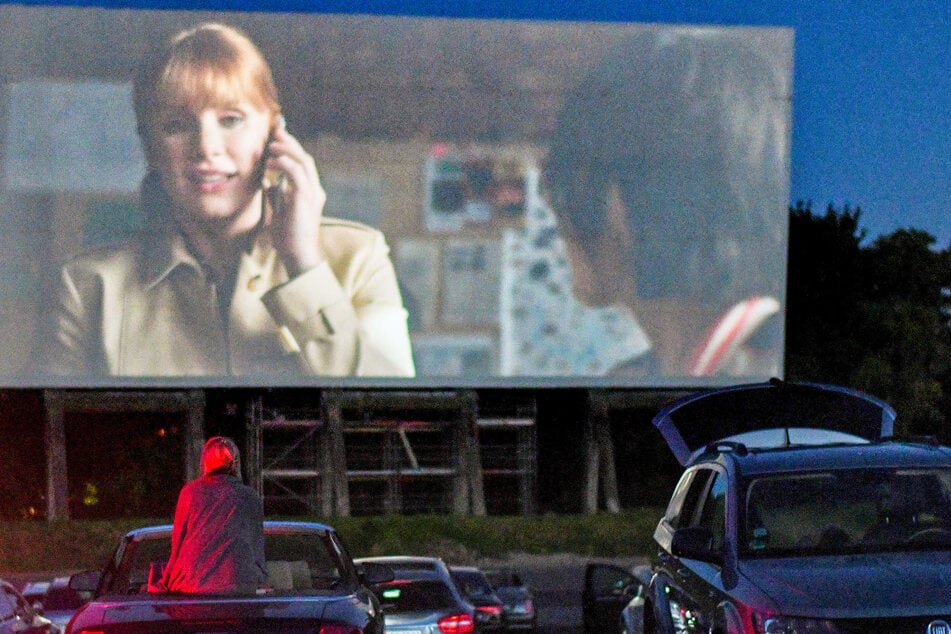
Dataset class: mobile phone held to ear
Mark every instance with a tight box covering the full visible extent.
[263,116,287,217]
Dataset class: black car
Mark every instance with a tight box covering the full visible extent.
[65,521,392,633]
[450,566,506,631]
[484,569,537,632]
[33,576,88,633]
[585,380,951,633]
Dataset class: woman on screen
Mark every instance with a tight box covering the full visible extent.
[39,22,415,378]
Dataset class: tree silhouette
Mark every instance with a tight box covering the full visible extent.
[786,201,951,437]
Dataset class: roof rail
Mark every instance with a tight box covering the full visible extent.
[702,440,749,457]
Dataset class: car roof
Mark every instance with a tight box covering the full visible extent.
[653,380,897,466]
[355,556,451,580]
[20,580,50,594]
[449,566,483,574]
[707,438,951,477]
[356,556,445,566]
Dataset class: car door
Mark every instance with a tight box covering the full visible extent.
[582,563,641,633]
[652,466,730,633]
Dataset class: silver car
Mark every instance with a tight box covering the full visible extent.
[357,556,477,634]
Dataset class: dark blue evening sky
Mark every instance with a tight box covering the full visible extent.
[16,0,951,247]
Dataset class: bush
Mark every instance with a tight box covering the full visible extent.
[0,510,662,573]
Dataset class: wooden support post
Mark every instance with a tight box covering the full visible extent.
[462,390,486,516]
[452,403,471,515]
[318,396,335,518]
[183,390,205,481]
[582,389,620,514]
[43,392,69,521]
[322,390,350,517]
[582,398,599,514]
[244,395,263,498]
[591,390,620,514]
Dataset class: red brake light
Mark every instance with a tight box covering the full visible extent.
[477,604,503,616]
[437,613,475,633]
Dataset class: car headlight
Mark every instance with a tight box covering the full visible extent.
[757,614,838,633]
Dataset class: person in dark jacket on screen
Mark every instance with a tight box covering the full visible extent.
[152,436,266,594]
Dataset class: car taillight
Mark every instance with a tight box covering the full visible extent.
[437,613,475,633]
[476,605,503,616]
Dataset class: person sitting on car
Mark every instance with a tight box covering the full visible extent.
[151,436,267,594]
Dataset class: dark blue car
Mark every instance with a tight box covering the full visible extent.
[65,521,393,634]
[586,380,951,633]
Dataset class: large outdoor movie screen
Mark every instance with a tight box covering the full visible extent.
[0,5,793,388]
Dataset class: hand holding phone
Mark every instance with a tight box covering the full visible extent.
[263,117,327,277]
[263,116,288,215]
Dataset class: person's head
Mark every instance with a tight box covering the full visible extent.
[545,30,789,306]
[201,435,242,478]
[133,23,282,225]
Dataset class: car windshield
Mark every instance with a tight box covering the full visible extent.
[744,467,951,556]
[112,530,345,595]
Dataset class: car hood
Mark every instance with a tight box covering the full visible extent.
[740,551,951,618]
[653,381,896,465]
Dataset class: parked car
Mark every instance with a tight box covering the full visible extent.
[483,569,537,632]
[356,556,477,634]
[33,576,89,633]
[450,566,505,631]
[586,379,951,633]
[64,520,393,633]
[18,581,50,609]
[0,578,58,634]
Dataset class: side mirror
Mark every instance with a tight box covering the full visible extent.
[671,526,722,565]
[69,570,101,593]
[359,562,395,585]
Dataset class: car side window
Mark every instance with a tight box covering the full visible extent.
[696,471,727,553]
[664,470,706,528]
[667,469,714,529]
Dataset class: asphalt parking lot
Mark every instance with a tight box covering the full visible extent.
[480,554,646,633]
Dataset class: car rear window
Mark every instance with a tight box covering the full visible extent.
[375,580,457,612]
[42,585,87,609]
[452,571,494,599]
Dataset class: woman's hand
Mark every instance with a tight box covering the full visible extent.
[264,120,327,277]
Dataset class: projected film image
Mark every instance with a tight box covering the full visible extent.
[0,6,793,388]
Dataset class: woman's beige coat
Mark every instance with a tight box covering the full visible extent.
[40,215,415,379]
